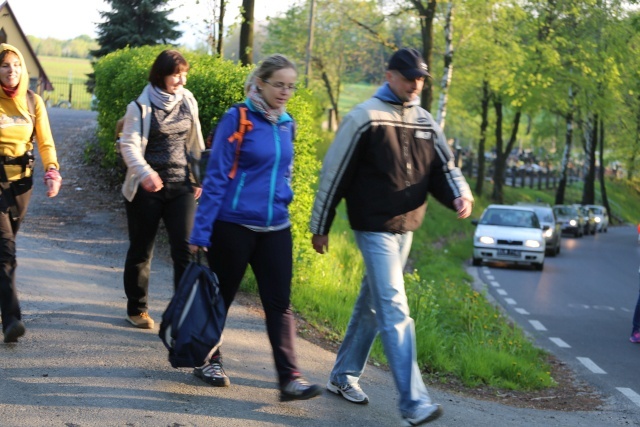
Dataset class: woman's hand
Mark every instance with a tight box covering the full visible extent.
[188,244,206,254]
[194,186,202,200]
[141,172,163,192]
[43,168,62,198]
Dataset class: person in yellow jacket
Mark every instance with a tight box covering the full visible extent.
[0,43,61,343]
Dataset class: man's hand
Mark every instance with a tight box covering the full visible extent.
[312,234,329,254]
[453,197,473,219]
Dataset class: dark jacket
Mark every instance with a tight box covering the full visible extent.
[190,99,295,247]
[310,83,473,235]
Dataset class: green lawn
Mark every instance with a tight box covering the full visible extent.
[39,56,93,80]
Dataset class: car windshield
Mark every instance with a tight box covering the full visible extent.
[553,207,576,216]
[589,207,603,215]
[533,208,554,223]
[480,209,540,228]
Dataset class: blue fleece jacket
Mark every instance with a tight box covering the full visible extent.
[189,99,295,247]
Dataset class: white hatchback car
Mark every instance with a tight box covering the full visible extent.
[472,204,546,270]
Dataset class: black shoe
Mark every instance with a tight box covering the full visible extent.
[3,320,25,343]
[194,356,230,387]
[280,377,323,402]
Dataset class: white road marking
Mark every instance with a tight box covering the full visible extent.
[504,298,517,305]
[617,388,640,407]
[514,308,529,315]
[529,320,547,331]
[496,289,507,296]
[487,275,495,280]
[620,307,631,313]
[490,281,500,287]
[592,305,615,311]
[577,357,606,374]
[482,267,491,274]
[549,337,571,348]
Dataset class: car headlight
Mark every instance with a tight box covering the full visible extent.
[478,236,495,244]
[569,219,577,226]
[594,217,601,223]
[524,240,541,248]
[543,228,553,238]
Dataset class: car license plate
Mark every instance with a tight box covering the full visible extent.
[498,249,521,257]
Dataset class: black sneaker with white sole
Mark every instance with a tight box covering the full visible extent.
[194,356,230,387]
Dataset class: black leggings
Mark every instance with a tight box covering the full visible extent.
[0,177,32,331]
[207,221,299,386]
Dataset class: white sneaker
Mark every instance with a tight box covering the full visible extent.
[402,404,443,426]
[326,380,369,404]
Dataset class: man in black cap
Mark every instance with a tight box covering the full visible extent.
[309,48,473,425]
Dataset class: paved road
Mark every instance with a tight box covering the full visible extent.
[0,109,637,426]
[474,226,640,419]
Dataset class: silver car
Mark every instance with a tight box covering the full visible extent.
[515,202,561,256]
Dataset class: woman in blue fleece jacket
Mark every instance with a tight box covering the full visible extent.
[189,54,321,402]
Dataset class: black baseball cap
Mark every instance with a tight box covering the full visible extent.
[387,48,431,79]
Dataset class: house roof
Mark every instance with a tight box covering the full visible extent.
[0,0,53,91]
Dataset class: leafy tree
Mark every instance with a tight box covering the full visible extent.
[263,0,388,121]
[91,0,182,58]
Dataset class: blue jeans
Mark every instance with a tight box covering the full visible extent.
[329,230,433,416]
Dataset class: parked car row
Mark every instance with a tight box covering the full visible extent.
[471,202,609,271]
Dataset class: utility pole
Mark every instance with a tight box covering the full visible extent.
[304,0,316,87]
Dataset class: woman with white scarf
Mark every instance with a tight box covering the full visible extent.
[120,50,204,330]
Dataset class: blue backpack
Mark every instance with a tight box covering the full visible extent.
[159,258,226,368]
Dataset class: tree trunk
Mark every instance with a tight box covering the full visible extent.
[409,0,436,112]
[239,0,254,65]
[435,2,454,129]
[475,79,490,196]
[492,101,521,204]
[555,112,573,205]
[581,113,597,205]
[216,0,226,56]
[598,117,612,222]
[628,95,640,180]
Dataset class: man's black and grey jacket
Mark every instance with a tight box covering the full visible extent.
[310,83,474,236]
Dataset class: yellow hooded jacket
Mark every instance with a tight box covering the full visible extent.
[0,43,59,180]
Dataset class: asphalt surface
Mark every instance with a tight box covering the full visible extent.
[473,225,640,420]
[0,109,637,426]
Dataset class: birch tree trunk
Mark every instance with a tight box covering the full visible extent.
[435,2,454,129]
[555,85,574,205]
[475,79,490,197]
[581,113,597,205]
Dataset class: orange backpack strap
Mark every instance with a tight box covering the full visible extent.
[226,106,253,179]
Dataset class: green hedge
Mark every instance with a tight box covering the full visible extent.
[93,45,252,167]
[93,45,320,284]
